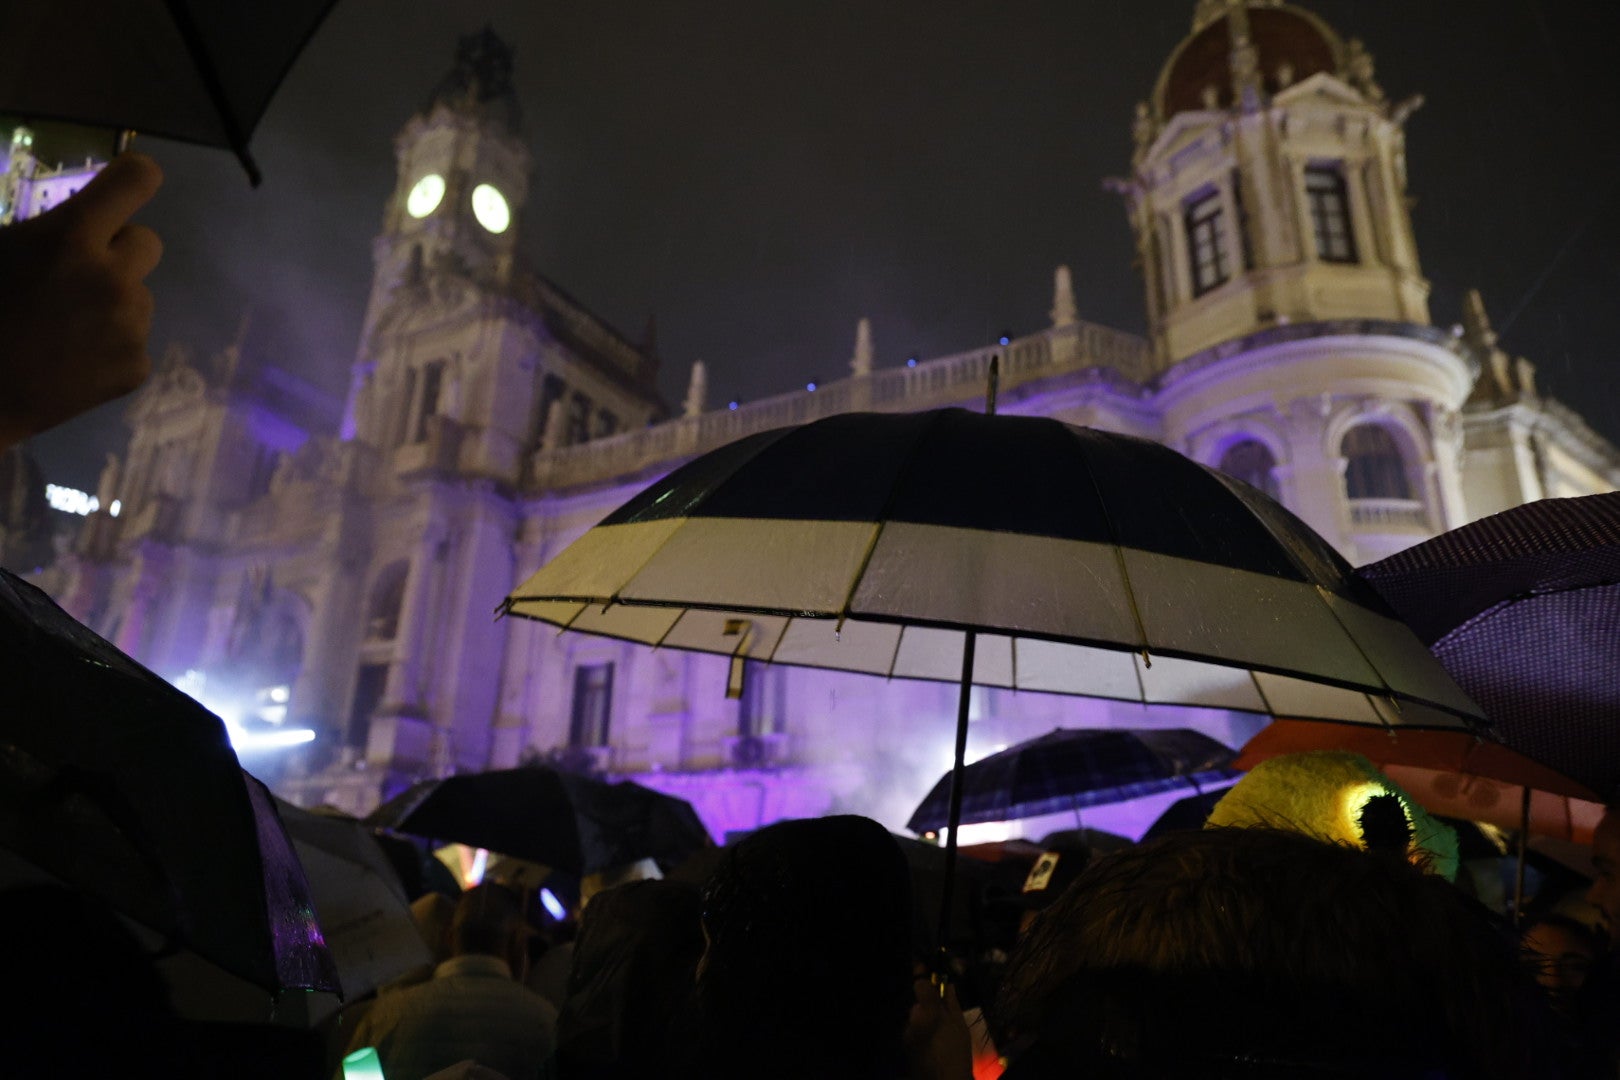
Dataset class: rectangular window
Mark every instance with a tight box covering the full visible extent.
[536,374,566,440]
[1231,170,1254,271]
[413,362,444,443]
[569,662,614,748]
[348,663,389,749]
[1305,164,1357,263]
[595,410,619,438]
[1184,189,1229,296]
[567,392,593,446]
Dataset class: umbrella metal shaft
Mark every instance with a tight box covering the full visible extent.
[937,629,977,982]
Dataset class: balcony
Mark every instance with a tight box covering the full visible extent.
[1349,498,1429,531]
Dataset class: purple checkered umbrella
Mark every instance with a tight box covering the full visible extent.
[1358,492,1620,804]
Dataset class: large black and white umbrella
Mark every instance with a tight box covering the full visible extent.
[503,407,1481,935]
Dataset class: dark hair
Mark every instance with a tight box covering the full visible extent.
[450,882,525,958]
[690,815,914,1080]
[558,879,705,1079]
[991,827,1553,1080]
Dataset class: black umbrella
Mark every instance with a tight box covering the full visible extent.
[367,766,714,875]
[0,568,338,995]
[504,403,1481,942]
[1358,492,1620,803]
[0,0,340,185]
[1140,787,1233,842]
[908,727,1239,833]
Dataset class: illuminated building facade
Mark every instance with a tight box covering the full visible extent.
[36,5,1620,836]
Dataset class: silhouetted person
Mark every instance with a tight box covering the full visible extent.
[555,879,704,1079]
[343,883,558,1080]
[990,827,1554,1079]
[684,815,943,1080]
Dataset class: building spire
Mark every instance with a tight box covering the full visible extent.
[1191,0,1282,33]
[683,360,708,418]
[1050,266,1079,328]
[1226,2,1263,112]
[850,318,874,377]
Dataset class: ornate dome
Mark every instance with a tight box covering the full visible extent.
[1154,2,1343,120]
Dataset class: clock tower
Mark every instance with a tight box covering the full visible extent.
[364,27,531,332]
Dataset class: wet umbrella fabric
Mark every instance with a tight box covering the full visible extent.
[275,802,432,1012]
[1139,787,1235,843]
[1358,492,1620,803]
[505,410,1479,725]
[0,0,339,184]
[0,569,337,994]
[367,766,713,875]
[907,727,1240,833]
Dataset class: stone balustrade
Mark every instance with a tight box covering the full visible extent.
[530,319,1152,490]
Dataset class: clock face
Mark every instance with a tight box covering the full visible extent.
[471,183,511,234]
[406,173,445,218]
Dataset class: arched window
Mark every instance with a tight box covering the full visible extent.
[1217,439,1279,500]
[366,561,410,641]
[1341,424,1411,499]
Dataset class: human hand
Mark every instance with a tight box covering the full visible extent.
[0,151,163,451]
[904,968,974,1080]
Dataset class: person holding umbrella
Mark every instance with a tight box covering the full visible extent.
[0,150,164,453]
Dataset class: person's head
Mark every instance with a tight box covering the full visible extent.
[451,883,529,976]
[558,879,705,1076]
[692,815,914,1080]
[991,827,1549,1079]
[1584,808,1620,946]
[1521,913,1600,1004]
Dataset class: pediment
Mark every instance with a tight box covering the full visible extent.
[1272,71,1368,111]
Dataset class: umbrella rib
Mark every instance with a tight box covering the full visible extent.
[1066,429,1153,665]
[761,616,792,662]
[1308,583,1412,720]
[163,0,263,185]
[833,410,952,630]
[1247,669,1277,717]
[649,608,688,650]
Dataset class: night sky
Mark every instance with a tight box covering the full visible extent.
[24,0,1620,492]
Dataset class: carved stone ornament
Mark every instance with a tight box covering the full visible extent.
[373,274,476,338]
[270,436,344,495]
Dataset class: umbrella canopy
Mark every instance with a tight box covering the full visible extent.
[506,409,1479,726]
[1359,492,1620,803]
[0,0,339,184]
[1139,787,1234,842]
[0,568,337,995]
[276,802,432,1011]
[367,766,713,875]
[907,727,1239,833]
